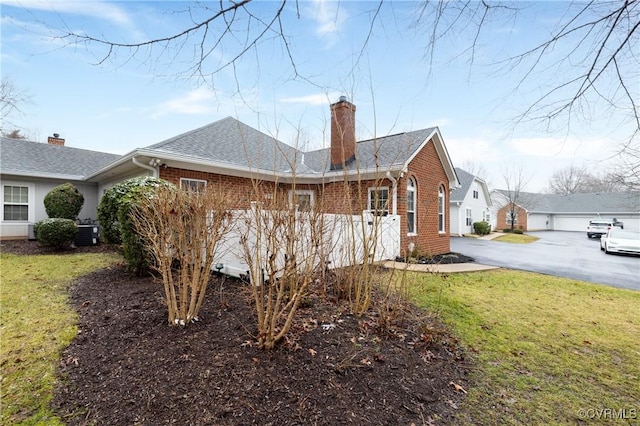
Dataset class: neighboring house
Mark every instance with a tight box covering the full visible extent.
[490,190,640,232]
[449,168,491,236]
[0,136,120,240]
[1,97,459,257]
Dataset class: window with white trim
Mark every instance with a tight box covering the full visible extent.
[180,178,207,193]
[438,185,445,232]
[368,187,389,216]
[289,189,314,211]
[506,211,518,225]
[466,208,473,226]
[3,185,29,221]
[483,211,491,223]
[473,189,479,199]
[407,178,416,234]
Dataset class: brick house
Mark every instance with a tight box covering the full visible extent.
[2,97,459,256]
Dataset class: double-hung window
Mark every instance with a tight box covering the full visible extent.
[506,211,517,225]
[368,187,389,216]
[407,178,416,234]
[466,208,473,226]
[180,178,207,193]
[3,185,29,221]
[438,185,445,232]
[289,190,314,211]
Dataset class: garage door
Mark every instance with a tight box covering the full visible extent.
[553,215,588,232]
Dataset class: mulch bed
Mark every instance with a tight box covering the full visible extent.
[2,241,473,425]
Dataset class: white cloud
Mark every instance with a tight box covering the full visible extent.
[151,87,219,119]
[446,136,500,165]
[279,92,341,106]
[309,0,347,47]
[1,0,134,28]
[509,136,608,160]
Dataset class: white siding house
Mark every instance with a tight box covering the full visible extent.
[450,168,492,236]
[1,137,120,240]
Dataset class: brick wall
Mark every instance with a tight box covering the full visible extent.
[398,140,451,256]
[160,144,453,257]
[496,204,528,231]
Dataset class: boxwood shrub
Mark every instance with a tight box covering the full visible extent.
[35,218,78,249]
[97,176,175,275]
[473,221,491,236]
[44,183,84,220]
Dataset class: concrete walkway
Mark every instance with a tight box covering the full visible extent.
[382,260,500,274]
[383,233,503,274]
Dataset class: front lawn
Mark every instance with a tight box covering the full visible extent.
[408,269,640,424]
[0,251,120,425]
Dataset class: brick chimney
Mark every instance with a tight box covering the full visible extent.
[330,96,356,170]
[47,133,65,146]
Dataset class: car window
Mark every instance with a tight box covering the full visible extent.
[610,229,640,239]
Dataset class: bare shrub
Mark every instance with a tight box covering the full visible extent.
[131,185,233,326]
[330,171,389,316]
[239,182,327,349]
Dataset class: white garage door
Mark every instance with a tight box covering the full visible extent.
[553,215,589,232]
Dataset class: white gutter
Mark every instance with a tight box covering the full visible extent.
[132,156,158,178]
[386,171,398,215]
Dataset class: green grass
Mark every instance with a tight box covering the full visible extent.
[408,269,640,425]
[493,233,539,243]
[0,251,120,425]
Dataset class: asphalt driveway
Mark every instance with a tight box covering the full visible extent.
[451,231,640,291]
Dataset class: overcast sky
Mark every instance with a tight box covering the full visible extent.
[2,1,636,191]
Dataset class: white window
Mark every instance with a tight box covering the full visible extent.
[506,211,518,225]
[368,187,389,216]
[407,178,416,234]
[483,211,491,223]
[289,190,314,211]
[3,185,29,221]
[438,185,445,233]
[473,189,479,199]
[180,178,207,193]
[466,208,473,226]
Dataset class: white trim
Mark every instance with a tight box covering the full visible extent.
[180,178,207,192]
[288,189,314,210]
[438,185,446,233]
[1,181,35,223]
[407,177,416,235]
[368,186,390,215]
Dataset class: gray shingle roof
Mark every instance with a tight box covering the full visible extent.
[144,117,436,174]
[494,190,640,214]
[303,128,436,173]
[144,117,300,172]
[1,137,121,180]
[450,168,475,202]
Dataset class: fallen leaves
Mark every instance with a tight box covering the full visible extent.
[450,381,467,394]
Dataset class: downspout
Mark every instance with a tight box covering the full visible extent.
[386,171,398,215]
[132,156,158,178]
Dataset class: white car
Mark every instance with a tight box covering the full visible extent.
[587,218,623,238]
[600,228,640,255]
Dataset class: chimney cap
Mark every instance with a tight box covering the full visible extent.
[338,95,347,102]
[53,133,60,138]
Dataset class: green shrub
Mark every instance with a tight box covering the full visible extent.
[98,176,174,245]
[473,221,491,236]
[514,229,524,234]
[97,176,175,274]
[502,228,513,233]
[35,218,78,249]
[43,183,84,220]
